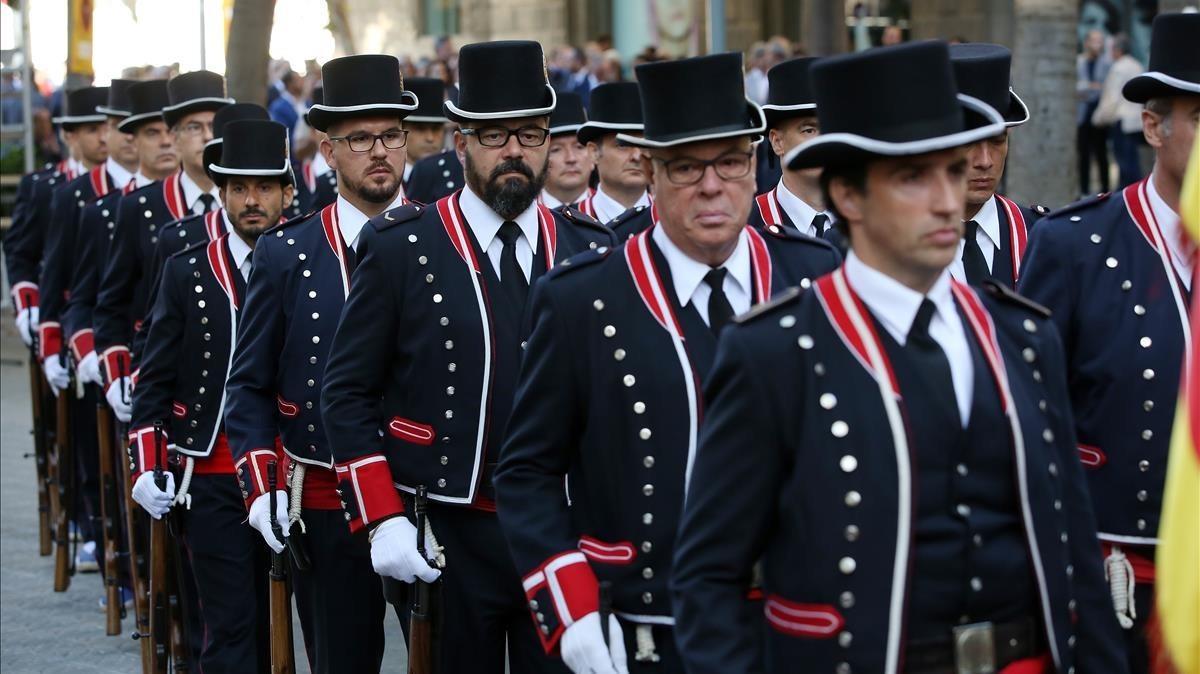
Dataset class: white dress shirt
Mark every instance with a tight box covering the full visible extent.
[951,195,1001,283]
[335,191,407,252]
[311,151,331,177]
[1147,173,1192,290]
[132,171,155,189]
[105,157,135,191]
[651,224,752,327]
[458,184,539,282]
[180,169,222,215]
[223,211,254,281]
[592,185,651,225]
[774,180,832,238]
[67,157,86,176]
[539,188,589,210]
[844,252,974,426]
[403,163,414,183]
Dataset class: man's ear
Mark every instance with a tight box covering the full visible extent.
[1141,108,1167,150]
[283,183,295,206]
[829,176,864,225]
[768,128,786,159]
[320,137,338,171]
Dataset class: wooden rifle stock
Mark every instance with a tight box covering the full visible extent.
[25,290,53,557]
[52,347,74,593]
[96,400,123,634]
[147,422,169,674]
[408,486,436,674]
[267,461,295,673]
[120,364,155,673]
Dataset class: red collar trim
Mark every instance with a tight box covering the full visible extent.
[1123,177,1191,356]
[319,204,351,298]
[163,171,187,220]
[624,227,686,338]
[995,194,1028,282]
[756,188,782,228]
[204,210,223,241]
[745,226,773,302]
[437,191,555,272]
[207,234,240,310]
[88,165,110,197]
[302,160,316,193]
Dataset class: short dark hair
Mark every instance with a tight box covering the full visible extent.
[819,160,869,240]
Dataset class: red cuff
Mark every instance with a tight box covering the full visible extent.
[38,322,62,362]
[70,329,95,362]
[128,425,169,479]
[522,551,599,654]
[235,448,282,510]
[101,346,131,385]
[333,454,405,534]
[11,282,39,312]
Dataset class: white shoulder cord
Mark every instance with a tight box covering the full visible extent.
[635,625,661,663]
[1104,544,1137,629]
[287,462,307,534]
[173,456,194,510]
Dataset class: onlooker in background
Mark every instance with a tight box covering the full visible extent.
[1092,33,1146,188]
[745,42,770,103]
[1076,28,1112,195]
[426,59,453,89]
[269,69,315,160]
[596,49,625,83]
[433,35,457,76]
[266,58,290,106]
[880,24,904,46]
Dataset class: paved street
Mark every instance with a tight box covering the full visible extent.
[0,326,407,672]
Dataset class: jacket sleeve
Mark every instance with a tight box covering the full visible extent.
[672,324,789,674]
[225,236,285,508]
[5,173,44,308]
[128,256,185,478]
[36,184,81,362]
[62,201,105,360]
[494,278,598,654]
[320,227,406,533]
[94,196,140,382]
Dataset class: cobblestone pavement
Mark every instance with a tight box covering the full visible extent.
[0,328,407,672]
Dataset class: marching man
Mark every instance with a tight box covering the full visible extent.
[575,82,651,224]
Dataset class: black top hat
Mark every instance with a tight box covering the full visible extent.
[307,54,418,132]
[619,53,765,148]
[208,120,292,187]
[1123,13,1200,103]
[118,80,171,133]
[303,85,323,127]
[405,77,449,124]
[786,41,1005,170]
[163,70,233,128]
[97,79,136,118]
[203,104,271,181]
[949,43,1028,127]
[762,57,819,128]
[549,92,587,136]
[55,87,109,127]
[444,41,556,123]
[577,82,642,145]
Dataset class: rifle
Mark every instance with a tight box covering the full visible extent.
[408,486,437,674]
[23,290,53,557]
[52,343,75,593]
[163,439,193,671]
[122,364,156,673]
[96,397,122,635]
[147,421,170,674]
[267,461,295,674]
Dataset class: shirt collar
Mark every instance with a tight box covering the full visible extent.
[132,171,155,188]
[651,223,751,308]
[967,195,1001,248]
[458,183,540,254]
[105,157,134,190]
[179,169,220,211]
[1146,172,1182,244]
[311,152,331,177]
[843,251,956,345]
[593,185,650,216]
[68,157,86,176]
[775,180,820,230]
[222,210,254,271]
[335,190,407,250]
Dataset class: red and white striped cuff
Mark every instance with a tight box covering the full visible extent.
[234,448,282,511]
[70,329,95,362]
[522,550,599,654]
[101,346,132,386]
[333,454,405,534]
[11,282,39,312]
[128,425,169,478]
[37,322,62,362]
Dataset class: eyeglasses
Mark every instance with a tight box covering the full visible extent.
[329,130,409,152]
[177,121,214,136]
[651,150,755,186]
[461,126,550,148]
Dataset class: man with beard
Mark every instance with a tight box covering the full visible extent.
[949,44,1047,289]
[225,55,416,674]
[320,40,615,674]
[575,82,651,224]
[494,52,841,674]
[538,92,594,209]
[128,120,293,671]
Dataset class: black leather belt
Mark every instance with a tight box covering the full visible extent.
[905,618,1043,674]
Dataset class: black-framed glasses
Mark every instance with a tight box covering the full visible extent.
[461,126,550,148]
[652,150,755,186]
[329,129,409,152]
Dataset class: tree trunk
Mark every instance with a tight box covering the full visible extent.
[324,0,356,57]
[803,0,847,56]
[1008,0,1078,207]
[224,0,277,106]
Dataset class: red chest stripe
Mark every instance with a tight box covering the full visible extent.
[319,204,352,298]
[88,165,110,198]
[1124,178,1192,359]
[995,194,1028,282]
[625,229,685,337]
[207,235,240,310]
[437,192,556,272]
[204,210,223,241]
[755,189,782,228]
[163,172,187,221]
[814,271,901,396]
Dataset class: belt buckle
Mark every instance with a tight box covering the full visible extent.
[952,621,997,674]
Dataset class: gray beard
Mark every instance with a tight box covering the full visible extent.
[466,153,548,220]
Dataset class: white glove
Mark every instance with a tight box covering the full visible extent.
[132,471,176,519]
[105,378,132,423]
[42,357,69,394]
[15,307,38,347]
[369,517,442,584]
[248,490,292,554]
[562,612,628,674]
[77,351,102,386]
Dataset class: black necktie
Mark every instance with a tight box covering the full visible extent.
[342,244,357,277]
[906,299,958,419]
[961,220,990,285]
[811,213,829,238]
[497,221,529,308]
[198,193,217,214]
[704,267,734,335]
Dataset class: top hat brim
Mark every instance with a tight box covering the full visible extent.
[577,121,644,146]
[617,100,766,149]
[117,110,166,133]
[786,94,1006,170]
[54,113,107,127]
[1122,71,1200,104]
[762,103,818,129]
[550,123,584,137]
[406,114,449,124]
[96,106,132,118]
[306,92,421,132]
[162,97,235,128]
[443,85,557,124]
[1004,89,1030,127]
